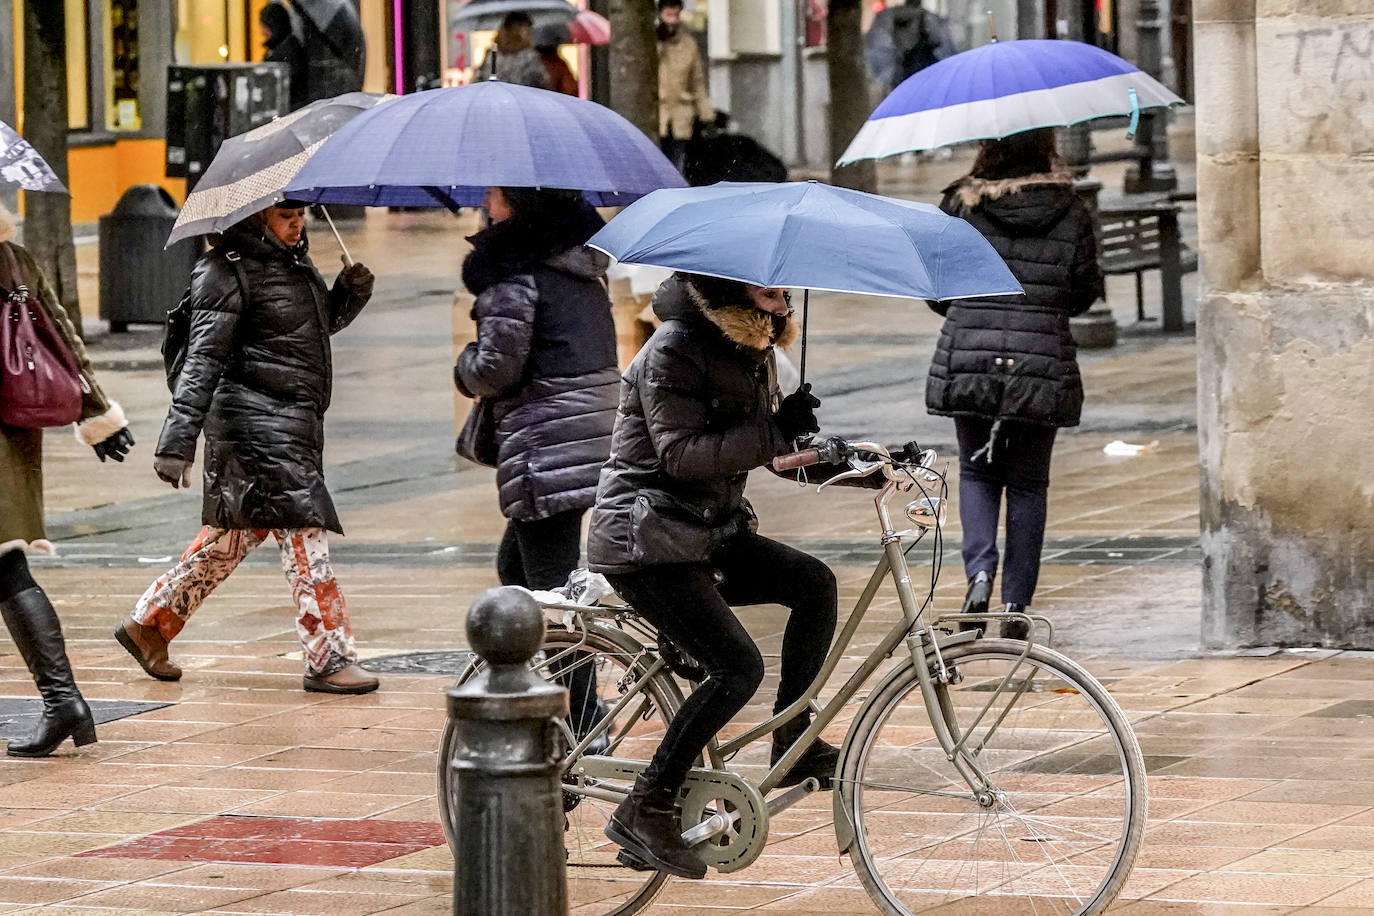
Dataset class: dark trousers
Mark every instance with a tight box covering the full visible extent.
[660,134,689,174]
[497,510,586,592]
[607,531,838,794]
[0,550,38,602]
[954,417,1058,607]
[495,510,600,734]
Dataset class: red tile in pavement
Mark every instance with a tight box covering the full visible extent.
[77,815,445,868]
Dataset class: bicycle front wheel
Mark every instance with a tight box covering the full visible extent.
[437,624,685,916]
[841,639,1146,915]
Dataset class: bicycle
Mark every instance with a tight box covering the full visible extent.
[438,438,1147,915]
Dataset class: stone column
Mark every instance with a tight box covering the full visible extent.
[1197,0,1374,648]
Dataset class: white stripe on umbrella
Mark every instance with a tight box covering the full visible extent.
[839,70,1181,162]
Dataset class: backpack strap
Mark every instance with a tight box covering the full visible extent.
[221,249,249,308]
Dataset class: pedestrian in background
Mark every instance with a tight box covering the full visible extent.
[533,25,579,96]
[475,12,551,89]
[116,202,379,694]
[260,1,309,111]
[0,203,134,756]
[657,0,714,173]
[927,128,1103,637]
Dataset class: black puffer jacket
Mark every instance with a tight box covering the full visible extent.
[926,172,1104,428]
[586,276,798,575]
[156,223,368,532]
[454,210,619,522]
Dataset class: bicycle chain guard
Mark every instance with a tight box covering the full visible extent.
[569,756,770,874]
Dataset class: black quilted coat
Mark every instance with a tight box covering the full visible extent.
[454,210,619,522]
[156,224,369,532]
[926,172,1104,428]
[586,276,796,575]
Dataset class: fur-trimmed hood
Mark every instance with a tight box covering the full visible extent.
[653,274,799,354]
[945,170,1078,234]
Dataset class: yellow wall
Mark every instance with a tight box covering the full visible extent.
[68,140,185,223]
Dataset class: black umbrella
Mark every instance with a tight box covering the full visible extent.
[291,0,365,78]
[451,0,577,32]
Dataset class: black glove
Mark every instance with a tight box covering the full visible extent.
[92,427,134,463]
[774,383,821,443]
[337,261,375,300]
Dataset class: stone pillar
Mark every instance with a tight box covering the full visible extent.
[1196,0,1374,648]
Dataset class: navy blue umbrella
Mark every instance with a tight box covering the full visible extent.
[285,81,686,208]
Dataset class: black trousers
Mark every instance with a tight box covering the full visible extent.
[954,417,1058,607]
[0,550,38,602]
[607,531,838,794]
[495,510,600,734]
[496,510,586,591]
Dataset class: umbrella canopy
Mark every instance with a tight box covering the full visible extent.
[0,121,67,194]
[536,9,611,46]
[587,181,1021,301]
[285,81,686,208]
[292,0,365,77]
[167,92,388,246]
[839,39,1184,163]
[452,0,577,32]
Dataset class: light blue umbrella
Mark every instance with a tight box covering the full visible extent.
[841,39,1183,162]
[588,181,1022,381]
[285,80,685,208]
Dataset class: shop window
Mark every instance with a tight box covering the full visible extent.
[108,0,142,129]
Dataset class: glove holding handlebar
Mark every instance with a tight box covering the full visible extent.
[774,383,821,443]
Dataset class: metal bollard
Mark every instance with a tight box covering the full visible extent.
[447,586,568,915]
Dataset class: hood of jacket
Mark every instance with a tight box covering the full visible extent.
[948,171,1077,235]
[463,204,606,295]
[653,273,799,354]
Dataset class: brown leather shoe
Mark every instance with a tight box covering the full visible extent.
[303,664,379,695]
[114,619,183,681]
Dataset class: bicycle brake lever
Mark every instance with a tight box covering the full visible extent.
[817,464,881,492]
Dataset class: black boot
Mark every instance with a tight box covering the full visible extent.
[605,777,707,879]
[1001,603,1030,641]
[771,716,840,788]
[959,570,994,634]
[0,588,97,757]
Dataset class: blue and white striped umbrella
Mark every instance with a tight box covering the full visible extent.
[839,39,1184,164]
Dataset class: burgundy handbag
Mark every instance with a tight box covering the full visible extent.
[0,244,85,429]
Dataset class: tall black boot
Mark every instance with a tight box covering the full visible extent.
[605,776,707,879]
[0,588,97,757]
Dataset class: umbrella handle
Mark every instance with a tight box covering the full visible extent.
[799,288,809,388]
[320,205,354,267]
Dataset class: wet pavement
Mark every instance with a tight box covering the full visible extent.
[0,145,1364,914]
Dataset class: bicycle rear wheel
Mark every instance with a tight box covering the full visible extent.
[437,624,685,916]
[841,639,1146,915]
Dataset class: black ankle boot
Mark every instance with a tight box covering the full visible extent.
[0,588,97,757]
[1001,603,1030,641]
[771,717,840,788]
[605,778,707,879]
[959,570,994,633]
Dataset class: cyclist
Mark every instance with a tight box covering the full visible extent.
[587,272,849,878]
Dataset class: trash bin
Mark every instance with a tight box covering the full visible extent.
[98,185,200,332]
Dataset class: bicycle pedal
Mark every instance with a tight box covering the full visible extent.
[617,848,656,871]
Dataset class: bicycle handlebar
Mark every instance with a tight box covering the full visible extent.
[772,448,820,472]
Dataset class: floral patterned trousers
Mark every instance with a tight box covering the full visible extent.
[132,527,357,677]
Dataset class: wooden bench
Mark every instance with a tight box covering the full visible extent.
[1097,202,1198,332]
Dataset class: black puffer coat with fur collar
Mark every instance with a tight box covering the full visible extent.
[587,274,798,574]
[455,205,619,521]
[927,171,1104,428]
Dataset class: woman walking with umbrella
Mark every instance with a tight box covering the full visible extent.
[115,201,379,694]
[928,128,1103,636]
[0,195,134,756]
